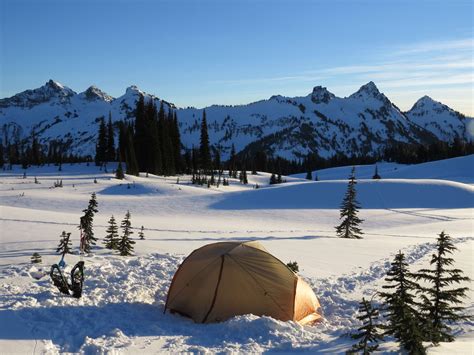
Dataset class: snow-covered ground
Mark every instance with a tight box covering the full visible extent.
[0,156,473,353]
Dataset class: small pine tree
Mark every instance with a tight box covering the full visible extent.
[118,211,135,256]
[306,170,312,180]
[348,298,383,354]
[415,231,471,344]
[79,192,99,254]
[56,231,72,256]
[31,252,42,264]
[269,173,277,185]
[336,167,364,239]
[380,251,425,354]
[277,173,282,184]
[104,215,119,250]
[286,261,299,273]
[138,226,145,240]
[116,160,124,180]
[372,165,381,179]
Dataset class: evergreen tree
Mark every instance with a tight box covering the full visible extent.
[380,251,425,354]
[243,169,248,184]
[116,160,124,179]
[229,144,236,177]
[349,298,383,354]
[146,99,162,175]
[79,192,99,254]
[134,95,147,171]
[138,225,145,240]
[106,112,115,161]
[269,173,277,185]
[415,232,471,344]
[124,124,139,176]
[31,131,41,166]
[199,110,211,174]
[372,165,381,179]
[56,231,72,256]
[172,111,182,174]
[286,261,299,273]
[118,211,135,256]
[0,143,4,168]
[306,169,312,180]
[160,108,175,175]
[104,215,119,250]
[336,167,364,239]
[31,252,42,264]
[95,118,107,165]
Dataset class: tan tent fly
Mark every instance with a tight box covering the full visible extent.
[164,241,322,325]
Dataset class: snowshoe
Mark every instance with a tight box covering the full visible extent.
[70,261,84,298]
[50,264,70,295]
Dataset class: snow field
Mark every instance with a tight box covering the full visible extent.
[0,156,473,353]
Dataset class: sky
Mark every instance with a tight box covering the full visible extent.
[1,0,473,115]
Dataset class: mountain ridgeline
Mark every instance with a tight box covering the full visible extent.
[0,80,473,173]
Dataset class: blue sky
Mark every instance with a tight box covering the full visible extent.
[1,0,472,114]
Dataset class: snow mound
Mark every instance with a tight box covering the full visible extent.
[1,239,471,353]
[211,179,474,210]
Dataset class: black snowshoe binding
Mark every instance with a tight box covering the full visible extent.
[70,261,85,298]
[50,261,85,298]
[50,264,71,296]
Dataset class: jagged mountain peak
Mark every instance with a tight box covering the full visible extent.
[410,95,441,109]
[81,85,114,102]
[43,79,76,96]
[0,79,76,108]
[408,95,450,114]
[125,85,142,96]
[349,81,392,107]
[350,81,380,97]
[310,85,335,104]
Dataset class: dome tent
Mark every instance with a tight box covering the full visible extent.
[164,241,322,325]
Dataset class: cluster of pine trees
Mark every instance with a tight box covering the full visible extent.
[55,194,144,257]
[348,232,470,354]
[0,133,88,170]
[103,211,137,256]
[116,96,182,176]
[95,113,116,165]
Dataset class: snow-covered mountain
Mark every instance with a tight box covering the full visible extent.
[405,95,470,142]
[0,80,472,159]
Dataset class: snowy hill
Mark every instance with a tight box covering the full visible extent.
[1,80,472,159]
[292,154,474,184]
[0,156,473,353]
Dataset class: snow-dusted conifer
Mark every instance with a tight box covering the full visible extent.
[336,167,363,239]
[116,160,124,179]
[104,215,119,250]
[138,225,145,240]
[372,165,381,179]
[118,211,135,256]
[380,251,425,354]
[415,231,471,343]
[79,192,99,254]
[349,298,383,354]
[56,231,72,256]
